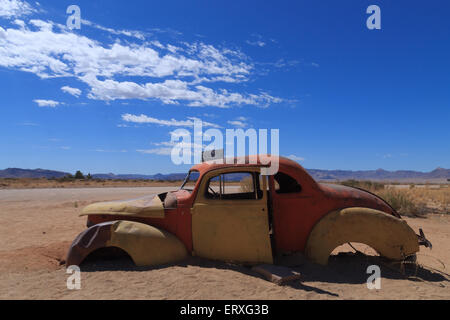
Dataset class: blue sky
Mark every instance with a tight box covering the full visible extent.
[0,0,449,174]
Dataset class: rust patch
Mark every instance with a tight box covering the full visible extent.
[65,222,113,266]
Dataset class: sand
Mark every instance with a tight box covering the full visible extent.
[0,187,448,300]
[0,178,182,189]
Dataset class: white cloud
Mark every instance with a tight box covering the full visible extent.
[61,85,81,97]
[137,147,173,156]
[246,40,265,47]
[246,33,267,47]
[262,58,300,69]
[287,154,305,162]
[29,19,52,30]
[138,141,203,157]
[33,99,60,107]
[0,21,247,80]
[0,14,282,107]
[19,121,38,126]
[168,130,190,140]
[13,19,25,28]
[81,19,146,41]
[138,130,207,157]
[0,0,35,18]
[121,113,221,128]
[227,116,249,128]
[82,76,280,107]
[227,120,247,128]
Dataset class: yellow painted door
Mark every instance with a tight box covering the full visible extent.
[191,170,273,264]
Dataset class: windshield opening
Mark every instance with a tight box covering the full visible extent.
[180,170,200,191]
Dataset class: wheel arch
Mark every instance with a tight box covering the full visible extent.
[66,220,188,267]
[304,207,419,265]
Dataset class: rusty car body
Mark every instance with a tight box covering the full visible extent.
[66,155,431,267]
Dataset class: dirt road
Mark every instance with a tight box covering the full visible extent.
[0,187,448,299]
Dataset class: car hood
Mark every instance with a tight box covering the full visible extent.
[319,183,399,217]
[80,193,165,218]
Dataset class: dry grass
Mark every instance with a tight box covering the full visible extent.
[405,186,450,214]
[239,176,254,193]
[375,188,423,216]
[338,180,449,216]
[377,186,450,216]
[340,179,384,191]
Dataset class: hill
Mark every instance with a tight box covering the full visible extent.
[0,168,70,179]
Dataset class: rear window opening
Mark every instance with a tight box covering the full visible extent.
[274,172,302,194]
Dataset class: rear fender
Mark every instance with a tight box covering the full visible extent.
[305,207,420,265]
[66,220,188,266]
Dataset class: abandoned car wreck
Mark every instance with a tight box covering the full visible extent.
[66,155,431,268]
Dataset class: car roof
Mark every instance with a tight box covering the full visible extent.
[190,155,306,175]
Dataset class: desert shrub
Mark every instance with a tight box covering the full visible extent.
[407,186,450,215]
[239,176,254,193]
[57,174,74,182]
[376,189,421,217]
[340,180,384,191]
[338,180,425,216]
[74,171,85,179]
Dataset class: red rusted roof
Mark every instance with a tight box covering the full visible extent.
[191,155,305,175]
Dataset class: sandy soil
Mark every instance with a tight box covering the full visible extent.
[0,187,448,300]
[0,178,182,189]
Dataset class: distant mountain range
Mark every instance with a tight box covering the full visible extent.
[0,168,70,179]
[1,167,449,182]
[307,167,450,182]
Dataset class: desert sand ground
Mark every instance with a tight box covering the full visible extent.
[0,178,182,189]
[0,187,448,300]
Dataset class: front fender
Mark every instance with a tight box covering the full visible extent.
[66,220,188,267]
[305,207,419,265]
